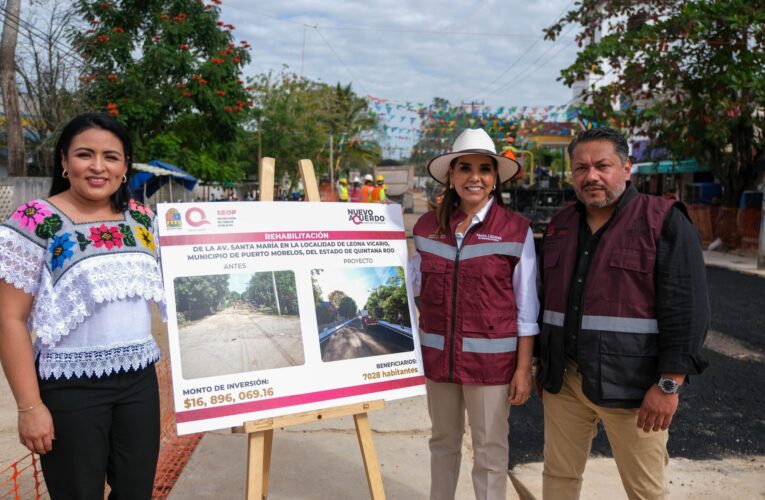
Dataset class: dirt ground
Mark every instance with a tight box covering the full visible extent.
[177,304,303,379]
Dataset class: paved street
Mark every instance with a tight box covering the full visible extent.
[320,317,415,362]
[508,266,765,467]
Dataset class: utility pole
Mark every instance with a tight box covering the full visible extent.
[0,0,26,176]
[461,100,485,117]
[329,132,335,199]
[758,184,765,269]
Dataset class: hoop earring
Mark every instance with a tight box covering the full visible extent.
[122,175,127,184]
[493,184,496,190]
[62,170,69,179]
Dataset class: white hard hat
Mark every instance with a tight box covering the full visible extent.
[364,174,374,182]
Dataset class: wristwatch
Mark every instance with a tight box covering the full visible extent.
[657,377,681,394]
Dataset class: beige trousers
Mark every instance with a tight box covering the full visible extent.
[426,378,510,500]
[542,362,669,500]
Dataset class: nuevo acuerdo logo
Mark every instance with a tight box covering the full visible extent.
[348,208,386,225]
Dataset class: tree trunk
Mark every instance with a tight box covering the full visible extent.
[0,0,26,176]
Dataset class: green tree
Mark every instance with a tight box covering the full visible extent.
[70,0,254,182]
[174,274,229,320]
[250,71,328,187]
[338,295,358,319]
[546,0,765,207]
[249,71,381,189]
[363,268,410,327]
[327,290,346,310]
[323,83,382,174]
[244,271,298,315]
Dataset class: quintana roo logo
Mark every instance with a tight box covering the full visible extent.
[165,209,182,230]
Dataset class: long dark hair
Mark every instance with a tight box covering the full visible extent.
[435,156,504,234]
[49,113,133,212]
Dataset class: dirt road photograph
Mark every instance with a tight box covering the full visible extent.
[174,270,304,379]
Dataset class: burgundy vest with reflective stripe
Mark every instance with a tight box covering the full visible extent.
[540,193,675,407]
[414,201,530,385]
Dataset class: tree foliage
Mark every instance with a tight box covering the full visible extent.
[244,271,298,315]
[338,295,358,319]
[70,0,254,182]
[546,0,765,206]
[364,267,410,327]
[250,71,381,187]
[174,274,229,320]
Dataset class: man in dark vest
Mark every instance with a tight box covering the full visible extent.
[537,127,709,499]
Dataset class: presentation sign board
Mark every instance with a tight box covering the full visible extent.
[157,201,425,434]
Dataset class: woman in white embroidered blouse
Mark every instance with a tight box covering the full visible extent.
[0,113,165,499]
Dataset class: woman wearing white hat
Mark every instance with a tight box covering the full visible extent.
[410,128,539,499]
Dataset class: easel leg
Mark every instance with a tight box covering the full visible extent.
[246,430,273,500]
[354,413,386,499]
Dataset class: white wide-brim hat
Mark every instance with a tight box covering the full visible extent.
[427,128,521,185]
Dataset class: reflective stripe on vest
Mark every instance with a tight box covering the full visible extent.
[420,331,517,353]
[542,310,659,334]
[421,332,445,350]
[414,236,523,261]
[414,236,456,260]
[463,336,517,353]
[543,310,565,327]
[582,315,659,334]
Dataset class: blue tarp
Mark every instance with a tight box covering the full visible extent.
[634,159,709,175]
[129,160,198,201]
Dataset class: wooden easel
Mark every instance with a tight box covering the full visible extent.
[241,157,387,500]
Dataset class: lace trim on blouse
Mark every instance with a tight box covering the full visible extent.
[35,337,160,380]
[0,227,44,295]
[29,249,165,347]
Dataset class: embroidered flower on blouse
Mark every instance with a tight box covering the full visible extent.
[49,233,76,270]
[134,226,155,251]
[12,201,52,231]
[129,199,153,217]
[88,224,124,250]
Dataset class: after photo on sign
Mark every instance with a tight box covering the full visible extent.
[312,266,414,362]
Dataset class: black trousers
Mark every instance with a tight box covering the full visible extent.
[38,364,160,500]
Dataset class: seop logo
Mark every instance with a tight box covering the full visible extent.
[185,207,211,227]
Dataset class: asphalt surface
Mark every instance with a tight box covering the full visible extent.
[508,267,765,467]
[320,317,415,361]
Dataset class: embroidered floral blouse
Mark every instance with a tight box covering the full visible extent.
[0,199,166,379]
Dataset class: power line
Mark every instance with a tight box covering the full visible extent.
[471,0,576,99]
[313,26,369,96]
[0,4,86,70]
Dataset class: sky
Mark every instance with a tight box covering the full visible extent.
[220,0,580,107]
[218,0,582,157]
[315,266,399,310]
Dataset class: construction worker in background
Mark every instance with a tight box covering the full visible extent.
[338,178,349,202]
[360,174,375,202]
[349,176,362,202]
[371,175,387,203]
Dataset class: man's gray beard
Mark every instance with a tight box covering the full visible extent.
[575,181,626,209]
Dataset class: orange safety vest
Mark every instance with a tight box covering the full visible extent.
[360,184,374,202]
[371,186,382,202]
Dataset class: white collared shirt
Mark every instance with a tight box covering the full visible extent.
[409,197,540,337]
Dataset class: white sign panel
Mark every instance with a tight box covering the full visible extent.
[157,202,425,434]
